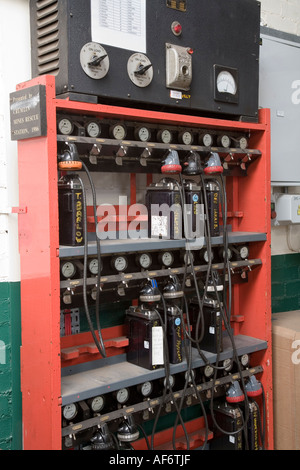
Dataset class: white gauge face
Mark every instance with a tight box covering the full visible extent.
[137,253,152,269]
[140,381,153,397]
[63,403,78,420]
[159,129,172,144]
[203,250,212,263]
[220,248,232,260]
[91,395,105,412]
[116,388,129,404]
[89,258,99,275]
[86,121,101,138]
[221,135,231,148]
[223,358,233,372]
[163,375,175,389]
[204,365,214,378]
[240,354,249,367]
[136,127,151,142]
[201,133,213,147]
[61,262,76,279]
[180,131,193,145]
[239,137,248,150]
[80,42,110,80]
[112,256,128,272]
[239,246,249,259]
[217,71,237,95]
[110,124,126,140]
[127,53,153,88]
[161,251,174,267]
[58,118,73,135]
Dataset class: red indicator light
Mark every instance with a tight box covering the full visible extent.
[174,24,182,34]
[171,21,182,36]
[187,48,194,55]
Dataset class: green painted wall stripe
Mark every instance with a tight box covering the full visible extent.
[272,253,300,314]
[0,282,22,451]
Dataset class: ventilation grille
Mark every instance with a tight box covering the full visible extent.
[35,0,59,76]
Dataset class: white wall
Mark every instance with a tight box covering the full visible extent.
[0,0,31,282]
[259,0,300,255]
[260,0,300,35]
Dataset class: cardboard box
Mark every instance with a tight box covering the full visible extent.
[272,310,300,450]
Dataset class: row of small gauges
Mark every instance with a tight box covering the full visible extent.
[60,245,249,279]
[62,353,251,422]
[57,115,249,150]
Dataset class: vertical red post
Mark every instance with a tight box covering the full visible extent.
[17,75,61,450]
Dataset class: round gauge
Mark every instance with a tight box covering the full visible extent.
[89,258,99,275]
[159,251,174,267]
[111,255,128,272]
[202,249,214,264]
[86,121,101,138]
[90,395,105,413]
[163,375,175,389]
[218,134,231,148]
[199,133,213,147]
[109,123,127,140]
[58,118,74,136]
[240,354,249,367]
[127,53,153,88]
[239,245,249,260]
[80,42,110,80]
[179,131,193,145]
[219,247,233,261]
[184,370,195,382]
[134,126,151,142]
[183,252,194,265]
[216,71,237,95]
[61,261,76,279]
[238,136,248,150]
[136,253,152,269]
[204,365,214,378]
[157,129,173,144]
[116,388,129,404]
[62,403,78,421]
[138,381,153,397]
[223,358,233,372]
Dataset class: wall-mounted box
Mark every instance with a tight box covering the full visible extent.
[274,194,300,225]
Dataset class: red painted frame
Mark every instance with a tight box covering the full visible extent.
[17,75,273,450]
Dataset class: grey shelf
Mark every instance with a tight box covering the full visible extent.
[59,232,267,258]
[61,334,267,406]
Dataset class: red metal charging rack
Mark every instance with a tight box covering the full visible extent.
[16,74,273,450]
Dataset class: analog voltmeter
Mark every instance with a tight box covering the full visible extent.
[61,261,76,279]
[62,403,78,421]
[111,255,128,272]
[157,129,173,144]
[158,251,174,267]
[58,117,74,136]
[134,126,151,142]
[115,387,130,404]
[137,381,153,398]
[80,42,110,80]
[127,53,153,88]
[86,121,101,138]
[214,65,239,104]
[136,253,152,269]
[178,130,193,145]
[109,123,127,140]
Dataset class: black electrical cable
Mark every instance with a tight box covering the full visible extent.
[150,293,190,451]
[80,161,106,358]
[137,424,151,450]
[75,174,106,358]
[196,171,251,437]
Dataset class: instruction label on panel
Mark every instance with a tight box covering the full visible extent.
[91,0,146,53]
